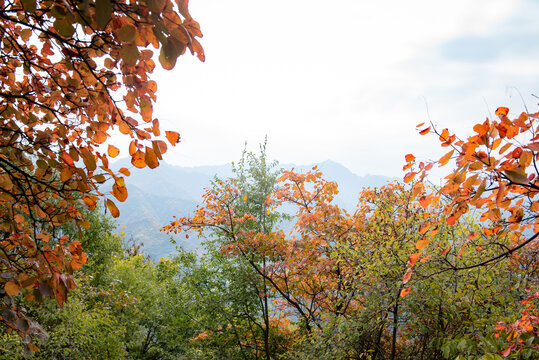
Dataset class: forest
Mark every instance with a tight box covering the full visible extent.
[0,0,537,359]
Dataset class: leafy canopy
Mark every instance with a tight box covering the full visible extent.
[0,0,203,347]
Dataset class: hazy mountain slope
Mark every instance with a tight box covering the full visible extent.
[111,159,394,259]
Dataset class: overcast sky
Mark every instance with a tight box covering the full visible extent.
[145,0,539,177]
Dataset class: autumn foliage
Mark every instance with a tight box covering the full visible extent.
[165,128,538,357]
[404,107,539,264]
[0,0,203,347]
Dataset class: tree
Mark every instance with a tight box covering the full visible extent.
[404,105,539,357]
[0,0,204,348]
[164,143,293,359]
[404,106,539,269]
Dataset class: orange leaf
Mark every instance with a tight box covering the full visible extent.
[496,182,506,207]
[419,224,429,234]
[191,38,205,62]
[119,167,131,176]
[129,141,137,156]
[14,214,24,223]
[112,183,128,202]
[419,126,431,135]
[526,142,539,152]
[82,195,97,210]
[402,268,412,284]
[131,150,146,169]
[404,172,416,183]
[60,167,73,182]
[438,149,454,166]
[415,237,430,250]
[407,252,421,267]
[93,131,108,144]
[144,146,159,169]
[5,281,19,296]
[405,154,415,162]
[446,215,457,225]
[154,140,167,155]
[495,107,509,117]
[400,287,411,297]
[499,142,512,154]
[457,240,469,258]
[165,131,180,145]
[61,152,74,166]
[108,145,120,158]
[491,138,502,150]
[106,199,120,218]
[419,195,432,208]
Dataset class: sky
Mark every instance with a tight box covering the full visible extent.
[145,0,539,177]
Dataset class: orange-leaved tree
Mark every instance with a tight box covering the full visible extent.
[0,0,203,347]
[403,105,539,355]
[404,106,539,268]
[165,166,366,333]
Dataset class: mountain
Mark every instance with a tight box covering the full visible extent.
[110,159,394,259]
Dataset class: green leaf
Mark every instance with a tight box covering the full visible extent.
[22,0,36,12]
[117,24,136,42]
[146,0,166,13]
[53,17,75,38]
[504,169,529,184]
[159,38,184,70]
[120,44,140,66]
[95,0,112,29]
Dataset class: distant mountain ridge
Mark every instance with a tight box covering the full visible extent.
[111,159,395,259]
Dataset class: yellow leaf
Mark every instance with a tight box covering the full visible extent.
[415,237,430,250]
